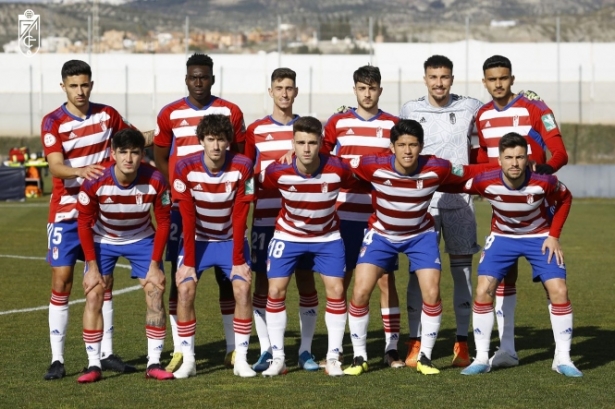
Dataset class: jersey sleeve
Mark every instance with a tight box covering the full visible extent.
[346,155,373,183]
[173,165,197,268]
[231,162,254,265]
[231,105,246,145]
[244,125,257,162]
[151,178,172,262]
[108,107,136,133]
[546,177,572,238]
[322,115,338,155]
[475,115,490,164]
[531,105,568,171]
[260,163,278,191]
[153,107,173,148]
[41,115,63,157]
[76,182,99,261]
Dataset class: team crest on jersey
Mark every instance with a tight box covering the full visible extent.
[465,178,474,189]
[100,121,107,131]
[136,192,143,205]
[376,127,383,138]
[225,181,232,193]
[173,179,186,193]
[449,113,456,124]
[350,157,360,168]
[527,194,534,204]
[513,115,519,127]
[416,179,423,190]
[78,191,90,205]
[321,182,329,193]
[43,133,56,147]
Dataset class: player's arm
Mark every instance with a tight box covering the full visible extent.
[321,116,338,155]
[47,152,105,181]
[535,108,568,174]
[541,179,572,265]
[230,164,255,283]
[153,113,173,182]
[173,167,198,284]
[475,119,489,164]
[76,185,105,294]
[154,145,171,183]
[244,126,257,162]
[438,161,491,195]
[144,181,172,291]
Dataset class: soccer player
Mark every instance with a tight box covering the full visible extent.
[154,53,246,372]
[76,129,173,383]
[475,55,569,368]
[171,114,255,379]
[456,133,581,377]
[323,65,403,368]
[259,116,354,377]
[399,55,483,368]
[244,68,320,372]
[41,60,137,380]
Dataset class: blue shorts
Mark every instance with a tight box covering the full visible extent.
[165,208,182,262]
[341,220,398,273]
[266,238,346,279]
[478,234,566,283]
[358,229,442,273]
[47,221,84,267]
[251,225,314,274]
[178,239,252,281]
[88,237,163,279]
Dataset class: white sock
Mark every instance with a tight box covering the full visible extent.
[348,302,369,360]
[234,318,252,362]
[419,302,442,360]
[220,298,236,354]
[325,298,346,361]
[450,257,473,338]
[298,292,318,355]
[49,290,69,364]
[146,325,165,366]
[83,329,103,368]
[381,307,400,352]
[549,302,573,363]
[472,301,495,362]
[252,294,270,354]
[168,298,180,353]
[101,291,114,358]
[495,284,516,355]
[177,320,196,362]
[406,273,422,339]
[266,297,287,360]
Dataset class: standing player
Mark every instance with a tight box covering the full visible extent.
[154,53,246,371]
[41,60,136,380]
[457,133,581,377]
[76,129,173,383]
[171,114,256,379]
[475,55,569,368]
[399,55,482,368]
[244,68,320,372]
[260,116,354,377]
[323,65,403,368]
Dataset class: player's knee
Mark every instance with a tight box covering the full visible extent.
[177,282,196,304]
[51,267,74,292]
[85,288,104,311]
[232,281,251,305]
[267,285,287,300]
[546,281,568,304]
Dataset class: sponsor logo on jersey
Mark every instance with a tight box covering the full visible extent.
[44,133,56,147]
[78,191,90,205]
[383,180,392,186]
[541,113,558,131]
[180,119,189,127]
[102,197,114,204]
[321,182,328,193]
[288,185,297,192]
[493,195,502,201]
[345,128,355,135]
[449,113,456,124]
[419,117,426,123]
[484,121,492,128]
[69,131,77,140]
[173,179,186,193]
[265,134,274,141]
[193,184,203,191]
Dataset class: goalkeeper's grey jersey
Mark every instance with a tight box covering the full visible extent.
[400,94,483,209]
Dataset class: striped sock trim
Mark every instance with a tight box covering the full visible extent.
[177,320,196,337]
[233,318,253,335]
[299,291,319,308]
[252,294,267,309]
[83,329,104,343]
[146,325,166,340]
[103,290,112,301]
[349,301,369,317]
[473,301,494,314]
[168,299,177,316]
[266,296,286,313]
[326,298,346,314]
[551,301,572,315]
[495,284,516,297]
[219,298,236,315]
[381,307,401,333]
[422,301,443,317]
[50,290,69,306]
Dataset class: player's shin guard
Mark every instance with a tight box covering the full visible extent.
[168,298,180,353]
[348,302,369,360]
[234,318,252,362]
[451,257,473,339]
[219,297,236,354]
[266,297,287,359]
[252,294,270,354]
[472,301,495,362]
[83,329,103,368]
[325,298,346,360]
[146,325,166,366]
[406,273,422,338]
[495,284,516,354]
[298,291,319,355]
[49,290,70,363]
[549,302,573,362]
[101,290,114,358]
[381,307,401,352]
[419,301,442,360]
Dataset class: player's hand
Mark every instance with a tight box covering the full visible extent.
[83,261,105,295]
[535,164,555,175]
[279,149,293,165]
[542,236,564,265]
[143,261,165,291]
[176,264,198,286]
[230,263,252,284]
[76,164,105,180]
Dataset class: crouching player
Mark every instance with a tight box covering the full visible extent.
[172,114,256,379]
[76,129,173,383]
[457,133,581,377]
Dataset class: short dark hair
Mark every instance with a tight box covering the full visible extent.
[112,128,145,151]
[390,119,424,145]
[424,55,453,72]
[483,55,512,73]
[187,53,214,70]
[271,68,296,84]
[498,132,527,153]
[353,65,381,86]
[61,60,91,80]
[196,114,234,142]
[293,116,322,137]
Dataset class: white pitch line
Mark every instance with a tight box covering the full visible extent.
[0,254,141,316]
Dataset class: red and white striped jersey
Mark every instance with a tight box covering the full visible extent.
[77,163,172,262]
[41,103,133,223]
[260,155,357,243]
[349,154,479,241]
[459,169,572,238]
[324,109,398,222]
[244,115,298,227]
[172,152,254,267]
[476,94,568,171]
[154,96,246,184]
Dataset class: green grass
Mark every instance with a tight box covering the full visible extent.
[1,196,614,408]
